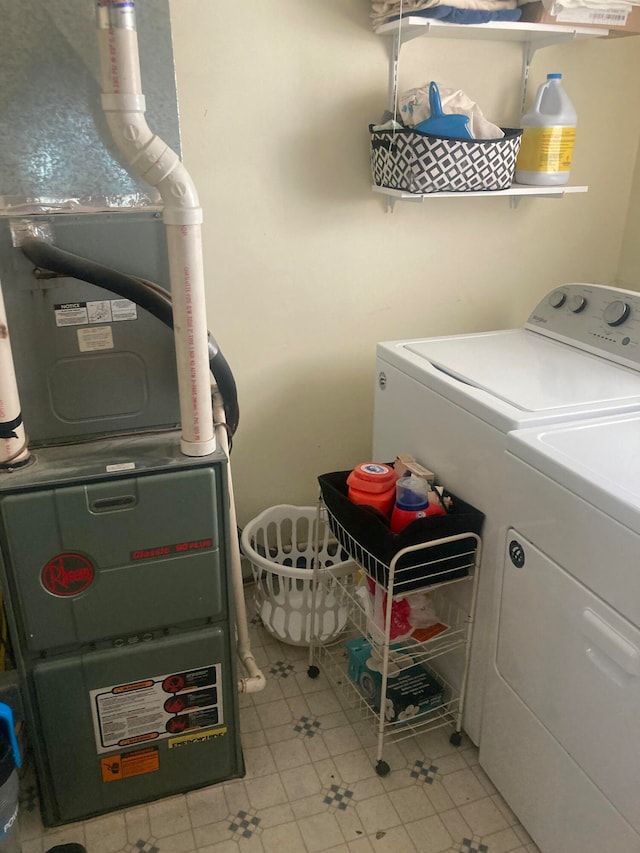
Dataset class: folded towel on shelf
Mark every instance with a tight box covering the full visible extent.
[371,0,519,28]
[385,5,522,22]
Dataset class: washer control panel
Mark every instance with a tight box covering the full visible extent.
[526,283,640,370]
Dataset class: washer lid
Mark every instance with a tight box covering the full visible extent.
[508,413,640,535]
[404,330,640,413]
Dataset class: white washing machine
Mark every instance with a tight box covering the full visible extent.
[481,413,640,852]
[372,283,640,745]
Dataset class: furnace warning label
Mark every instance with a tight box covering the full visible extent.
[86,301,112,324]
[77,326,114,352]
[90,664,223,754]
[101,747,159,783]
[111,299,137,321]
[54,299,137,327]
[54,302,88,326]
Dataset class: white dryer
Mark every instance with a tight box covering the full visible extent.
[372,283,640,745]
[481,413,640,852]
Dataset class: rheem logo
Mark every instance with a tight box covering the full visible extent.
[41,553,95,597]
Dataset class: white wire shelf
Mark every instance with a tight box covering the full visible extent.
[327,572,470,668]
[315,624,461,745]
[323,506,480,598]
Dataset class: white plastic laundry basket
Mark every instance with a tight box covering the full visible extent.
[241,505,356,646]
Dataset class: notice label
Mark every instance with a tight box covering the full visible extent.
[55,302,88,326]
[54,298,137,327]
[77,326,114,352]
[91,664,223,754]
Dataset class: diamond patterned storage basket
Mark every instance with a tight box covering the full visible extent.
[370,125,523,193]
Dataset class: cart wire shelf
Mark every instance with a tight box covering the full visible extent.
[315,624,461,746]
[323,506,479,596]
[328,572,471,672]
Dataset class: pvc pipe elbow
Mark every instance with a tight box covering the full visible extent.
[104,109,154,168]
[158,163,202,222]
[238,653,267,693]
[104,110,201,218]
[238,674,268,695]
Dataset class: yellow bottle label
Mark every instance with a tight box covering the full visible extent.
[516,126,576,173]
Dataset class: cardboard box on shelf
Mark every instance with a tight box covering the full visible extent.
[520,1,640,34]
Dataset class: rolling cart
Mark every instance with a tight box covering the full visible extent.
[308,470,483,776]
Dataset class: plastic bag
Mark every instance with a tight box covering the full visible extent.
[357,575,449,642]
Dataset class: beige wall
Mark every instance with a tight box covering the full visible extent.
[618,131,640,289]
[169,1,640,526]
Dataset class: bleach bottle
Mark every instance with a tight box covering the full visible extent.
[515,73,577,186]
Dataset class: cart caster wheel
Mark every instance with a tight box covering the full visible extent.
[375,760,390,777]
[449,731,462,747]
[307,665,320,679]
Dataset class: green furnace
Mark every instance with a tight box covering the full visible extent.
[0,433,244,825]
[0,0,247,828]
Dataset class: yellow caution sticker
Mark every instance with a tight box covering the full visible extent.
[101,747,160,783]
[168,726,227,749]
[516,127,576,173]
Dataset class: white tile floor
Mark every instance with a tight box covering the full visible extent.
[18,585,541,853]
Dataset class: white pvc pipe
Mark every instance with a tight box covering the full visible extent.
[0,280,29,467]
[212,389,266,695]
[96,1,214,457]
[96,2,262,693]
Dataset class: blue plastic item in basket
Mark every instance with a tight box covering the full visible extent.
[414,82,472,140]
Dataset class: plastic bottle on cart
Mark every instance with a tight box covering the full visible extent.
[514,73,577,186]
[0,705,21,853]
[390,476,445,533]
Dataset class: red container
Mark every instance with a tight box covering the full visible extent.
[390,500,446,533]
[347,463,397,517]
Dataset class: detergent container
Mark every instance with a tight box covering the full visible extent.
[515,73,577,186]
[347,463,397,516]
[390,476,431,533]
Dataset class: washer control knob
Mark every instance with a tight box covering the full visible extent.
[604,300,631,327]
[548,291,566,309]
[567,295,587,313]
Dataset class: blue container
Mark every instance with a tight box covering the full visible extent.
[0,703,21,853]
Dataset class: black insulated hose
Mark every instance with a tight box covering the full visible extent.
[208,334,240,440]
[20,237,239,438]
